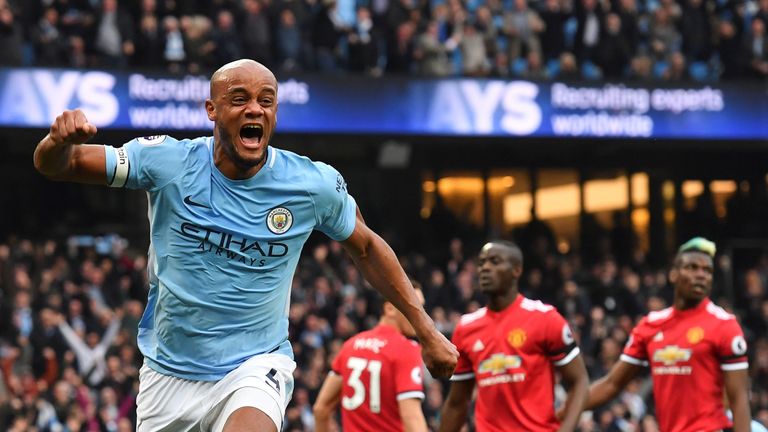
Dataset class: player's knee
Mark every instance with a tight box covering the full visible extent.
[222,407,277,432]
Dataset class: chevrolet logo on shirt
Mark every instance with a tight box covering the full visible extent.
[479,354,522,374]
[653,346,692,365]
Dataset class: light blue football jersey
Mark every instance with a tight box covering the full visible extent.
[104,135,357,380]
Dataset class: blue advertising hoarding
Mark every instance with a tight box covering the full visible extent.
[0,67,766,140]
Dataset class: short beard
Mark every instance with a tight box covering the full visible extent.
[218,125,266,170]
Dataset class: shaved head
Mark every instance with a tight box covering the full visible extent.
[205,58,279,179]
[210,60,277,99]
[483,240,523,267]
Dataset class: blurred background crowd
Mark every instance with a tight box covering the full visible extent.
[1,0,768,81]
[1,222,767,431]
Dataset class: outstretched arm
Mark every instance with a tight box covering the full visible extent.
[724,369,750,432]
[313,372,343,432]
[584,360,642,410]
[438,379,474,432]
[55,314,93,373]
[556,354,589,432]
[341,208,458,378]
[33,109,106,184]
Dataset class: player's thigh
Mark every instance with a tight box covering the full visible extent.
[136,363,214,432]
[203,353,296,431]
[214,388,280,432]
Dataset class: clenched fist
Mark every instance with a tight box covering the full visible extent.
[421,330,459,378]
[49,109,97,146]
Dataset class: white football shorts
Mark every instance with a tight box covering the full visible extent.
[136,353,296,432]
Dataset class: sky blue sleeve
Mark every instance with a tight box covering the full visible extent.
[312,162,357,241]
[104,135,184,191]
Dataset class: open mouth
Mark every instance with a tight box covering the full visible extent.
[240,124,264,148]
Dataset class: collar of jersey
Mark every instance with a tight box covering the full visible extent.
[375,323,400,335]
[673,297,710,316]
[487,293,524,316]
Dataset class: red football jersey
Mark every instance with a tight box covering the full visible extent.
[622,298,748,432]
[331,324,424,432]
[451,295,579,432]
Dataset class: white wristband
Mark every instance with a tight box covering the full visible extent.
[110,146,129,188]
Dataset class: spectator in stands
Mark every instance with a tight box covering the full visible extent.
[662,51,690,81]
[134,14,165,67]
[520,49,549,79]
[746,17,768,79]
[627,53,654,80]
[680,0,713,62]
[182,15,214,73]
[33,7,66,66]
[93,0,135,68]
[347,6,382,76]
[503,0,545,61]
[413,20,455,76]
[574,0,604,64]
[312,0,345,72]
[474,6,500,60]
[649,7,681,62]
[212,9,242,66]
[461,23,492,76]
[491,49,512,76]
[56,309,121,386]
[557,51,582,79]
[540,0,570,61]
[615,0,640,56]
[716,18,744,79]
[597,13,632,78]
[0,0,23,66]
[162,15,186,72]
[241,0,273,67]
[277,9,303,71]
[54,0,94,41]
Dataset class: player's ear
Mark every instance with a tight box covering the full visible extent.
[511,262,523,279]
[669,267,679,284]
[205,99,216,121]
[383,302,396,317]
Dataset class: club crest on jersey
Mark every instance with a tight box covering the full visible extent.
[479,354,522,374]
[507,329,526,348]
[653,346,691,365]
[267,207,293,234]
[686,327,704,344]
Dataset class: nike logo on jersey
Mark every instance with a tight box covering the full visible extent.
[184,195,211,209]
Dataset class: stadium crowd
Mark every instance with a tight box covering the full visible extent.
[0,0,767,81]
[0,218,767,431]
